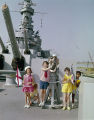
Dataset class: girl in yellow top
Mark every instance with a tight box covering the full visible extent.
[62,67,73,110]
[72,71,81,108]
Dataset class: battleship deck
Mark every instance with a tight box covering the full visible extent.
[0,82,78,120]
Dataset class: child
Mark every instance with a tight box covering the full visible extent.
[62,67,73,110]
[22,66,35,108]
[72,71,81,108]
[30,84,40,104]
[39,61,50,107]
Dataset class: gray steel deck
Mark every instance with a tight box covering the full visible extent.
[0,82,78,120]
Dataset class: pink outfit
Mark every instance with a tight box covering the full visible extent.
[22,74,34,93]
[40,69,50,82]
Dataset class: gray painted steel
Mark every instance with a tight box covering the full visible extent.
[78,76,94,120]
[0,37,6,52]
[0,83,78,120]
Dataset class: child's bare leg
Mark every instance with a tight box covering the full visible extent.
[43,89,46,102]
[63,93,67,107]
[28,93,31,106]
[37,93,40,103]
[65,94,67,103]
[72,93,75,104]
[25,93,28,105]
[26,93,29,105]
[40,89,44,102]
[30,95,32,106]
[67,93,70,107]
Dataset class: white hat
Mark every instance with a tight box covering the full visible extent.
[52,54,56,57]
[25,66,31,71]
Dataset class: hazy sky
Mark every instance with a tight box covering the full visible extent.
[0,0,94,62]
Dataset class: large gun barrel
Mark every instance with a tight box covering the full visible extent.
[0,36,9,53]
[2,4,20,58]
[2,4,24,71]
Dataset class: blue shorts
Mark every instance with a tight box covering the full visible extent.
[40,81,49,89]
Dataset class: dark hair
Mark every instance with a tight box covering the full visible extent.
[64,67,70,72]
[34,84,38,89]
[42,61,49,66]
[76,71,81,76]
[26,68,32,73]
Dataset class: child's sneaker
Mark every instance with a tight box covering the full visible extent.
[72,103,74,108]
[42,101,44,106]
[39,102,42,107]
[27,105,30,108]
[67,106,71,110]
[62,106,66,110]
[24,104,28,108]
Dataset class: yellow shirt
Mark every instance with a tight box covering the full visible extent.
[62,74,73,93]
[76,79,80,84]
[64,74,73,81]
[30,89,38,98]
[72,79,80,90]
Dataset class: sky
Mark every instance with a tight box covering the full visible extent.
[0,0,94,62]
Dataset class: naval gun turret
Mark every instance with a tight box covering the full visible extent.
[2,4,25,71]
